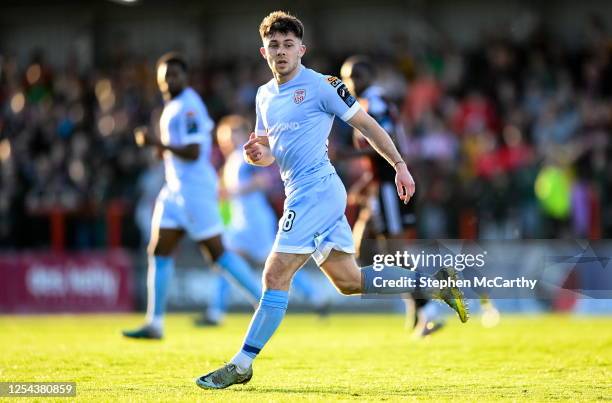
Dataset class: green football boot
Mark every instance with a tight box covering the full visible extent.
[196,363,253,390]
[434,267,469,323]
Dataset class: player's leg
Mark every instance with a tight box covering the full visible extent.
[412,299,445,338]
[122,226,184,339]
[183,189,262,305]
[196,252,310,389]
[318,249,469,322]
[317,250,362,295]
[232,252,309,366]
[195,244,264,327]
[377,181,443,337]
[147,228,185,324]
[196,224,266,326]
[353,204,378,265]
[198,235,262,304]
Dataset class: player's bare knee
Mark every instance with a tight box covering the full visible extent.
[262,268,289,290]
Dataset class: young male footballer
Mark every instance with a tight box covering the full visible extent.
[196,11,468,389]
[123,53,261,339]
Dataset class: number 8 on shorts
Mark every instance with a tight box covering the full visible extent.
[282,210,296,232]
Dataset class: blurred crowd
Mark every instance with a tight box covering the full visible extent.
[1,16,611,249]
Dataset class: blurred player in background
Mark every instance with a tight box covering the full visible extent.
[196,11,468,389]
[340,56,445,337]
[197,115,328,325]
[134,151,165,247]
[122,52,261,339]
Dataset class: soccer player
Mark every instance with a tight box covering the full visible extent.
[340,56,445,337]
[198,115,328,325]
[196,12,468,389]
[122,53,261,339]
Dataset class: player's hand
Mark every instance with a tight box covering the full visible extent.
[134,126,160,147]
[134,126,148,147]
[243,132,273,165]
[394,162,415,204]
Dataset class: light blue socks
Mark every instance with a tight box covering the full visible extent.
[207,275,232,323]
[217,251,262,302]
[231,289,289,372]
[145,255,174,328]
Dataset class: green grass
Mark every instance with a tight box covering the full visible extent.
[1,313,611,402]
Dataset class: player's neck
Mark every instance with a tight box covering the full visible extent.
[275,64,302,85]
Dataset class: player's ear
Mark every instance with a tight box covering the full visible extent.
[299,44,307,57]
[259,47,267,59]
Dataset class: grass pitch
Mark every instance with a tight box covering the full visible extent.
[1,313,611,402]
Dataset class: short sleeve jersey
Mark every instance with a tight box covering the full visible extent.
[159,87,217,193]
[255,65,361,191]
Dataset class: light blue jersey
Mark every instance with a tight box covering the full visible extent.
[255,65,361,263]
[160,87,217,193]
[154,87,223,240]
[223,149,277,263]
[256,65,360,192]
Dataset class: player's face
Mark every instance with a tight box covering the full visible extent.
[217,124,233,157]
[157,62,186,98]
[260,32,306,82]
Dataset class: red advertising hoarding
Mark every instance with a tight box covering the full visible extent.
[0,251,133,313]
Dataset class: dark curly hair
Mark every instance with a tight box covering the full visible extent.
[259,11,304,40]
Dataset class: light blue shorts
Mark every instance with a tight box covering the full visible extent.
[272,173,355,265]
[153,186,224,241]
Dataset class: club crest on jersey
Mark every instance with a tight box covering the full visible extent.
[293,89,306,104]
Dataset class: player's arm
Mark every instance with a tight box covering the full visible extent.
[134,126,200,161]
[344,113,390,159]
[243,132,275,166]
[161,106,211,161]
[347,110,401,166]
[347,109,415,203]
[158,143,200,160]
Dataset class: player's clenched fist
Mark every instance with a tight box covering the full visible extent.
[243,132,275,166]
[394,161,415,204]
[134,126,161,148]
